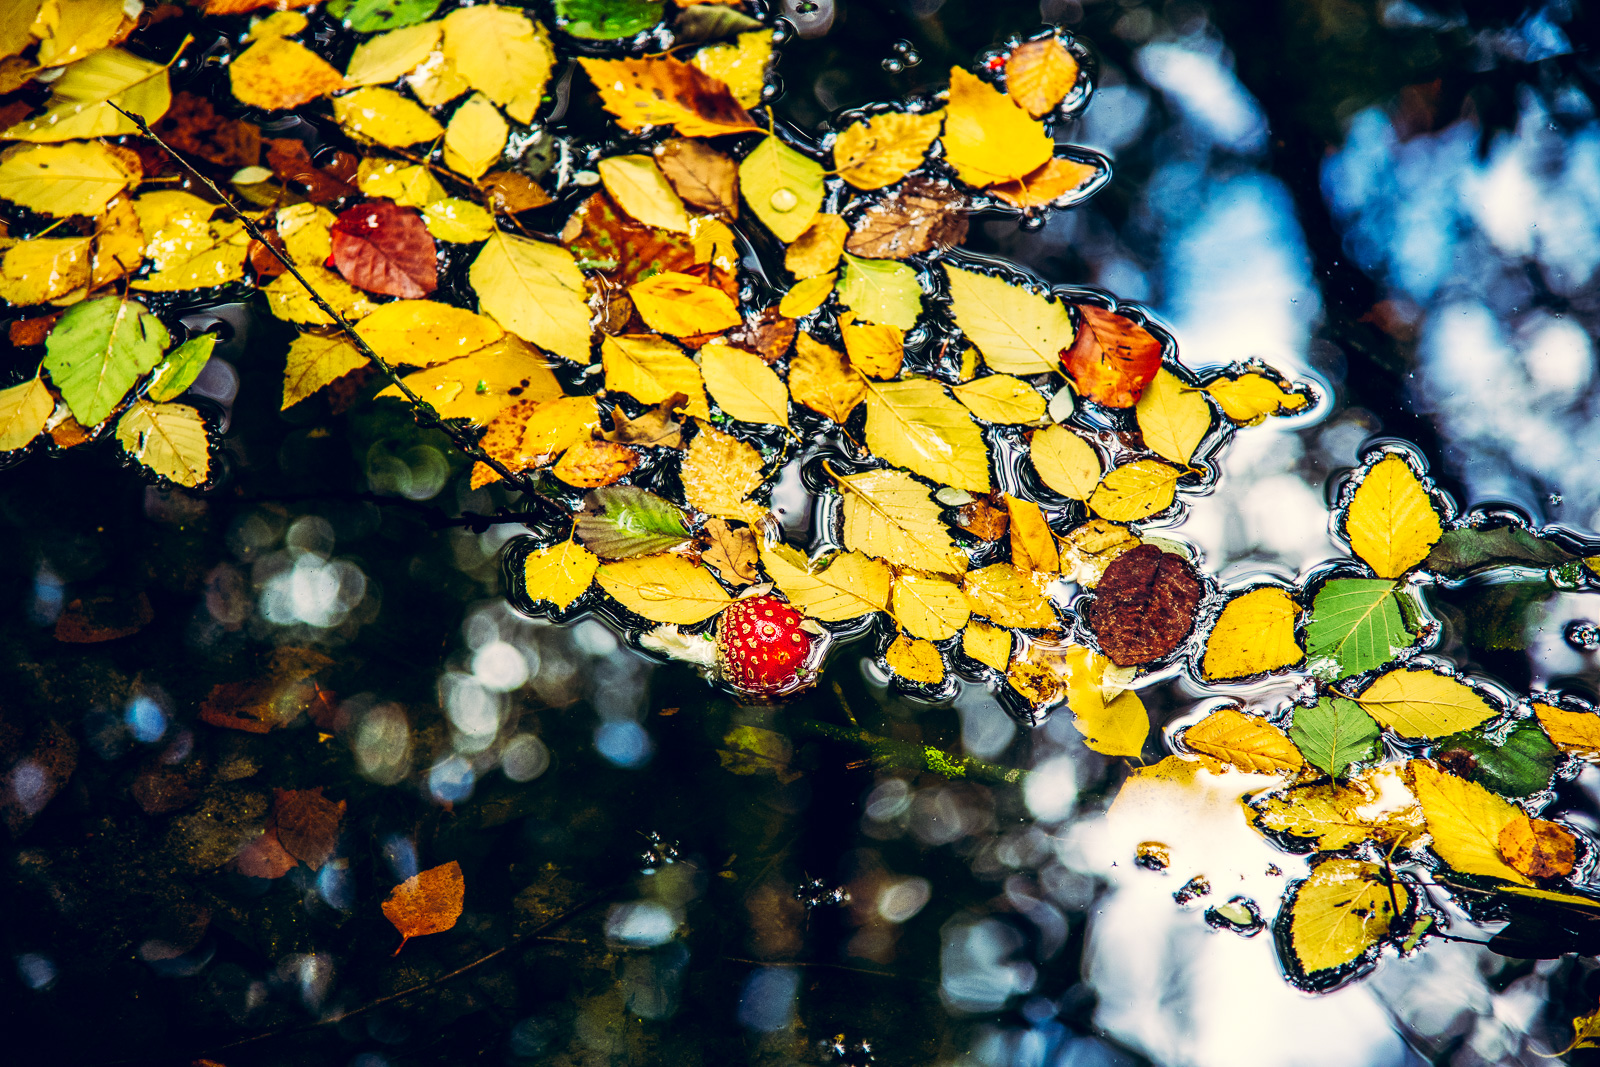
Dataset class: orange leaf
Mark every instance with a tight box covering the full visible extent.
[988,157,1101,209]
[1006,37,1080,118]
[382,861,466,952]
[1499,814,1577,879]
[551,439,640,487]
[578,57,759,137]
[1062,305,1162,408]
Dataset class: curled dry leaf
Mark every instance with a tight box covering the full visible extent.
[656,137,739,218]
[604,396,686,449]
[725,307,797,364]
[1083,545,1202,667]
[383,860,466,952]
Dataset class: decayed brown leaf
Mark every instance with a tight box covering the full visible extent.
[382,860,466,952]
[702,518,760,584]
[845,175,968,260]
[604,396,686,449]
[655,138,739,218]
[235,828,296,879]
[151,92,261,168]
[1083,545,1202,666]
[1062,305,1163,408]
[478,170,551,213]
[267,138,357,203]
[725,307,796,364]
[273,787,345,870]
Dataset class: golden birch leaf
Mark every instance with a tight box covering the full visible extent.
[891,571,969,640]
[0,141,137,218]
[442,93,508,180]
[2,47,169,143]
[759,544,890,621]
[1005,495,1059,573]
[90,197,145,288]
[952,374,1046,425]
[282,332,366,409]
[700,343,788,426]
[1410,760,1533,885]
[943,67,1053,187]
[332,86,444,148]
[1345,454,1443,579]
[943,264,1073,374]
[357,160,448,208]
[0,375,53,451]
[602,334,710,419]
[1356,668,1494,738]
[598,553,734,624]
[886,634,945,685]
[344,22,441,87]
[522,540,599,611]
[862,378,990,492]
[377,335,562,425]
[962,620,1011,671]
[1030,424,1100,500]
[521,396,601,457]
[263,265,375,325]
[1061,519,1141,587]
[1135,368,1210,464]
[629,271,742,336]
[115,401,210,488]
[962,563,1056,628]
[1255,766,1425,851]
[1287,858,1407,976]
[777,273,834,318]
[838,315,904,379]
[355,299,504,369]
[785,214,848,279]
[231,37,346,111]
[1202,587,1304,681]
[834,467,968,575]
[1533,703,1600,759]
[441,3,554,123]
[1088,458,1181,521]
[422,198,495,243]
[739,134,825,243]
[1182,709,1303,775]
[551,439,639,488]
[689,30,773,109]
[30,0,122,68]
[598,153,691,233]
[832,110,944,190]
[680,423,766,523]
[788,332,865,424]
[578,56,758,137]
[1006,36,1080,118]
[131,218,250,293]
[1010,642,1147,756]
[470,231,592,363]
[275,202,334,265]
[0,237,92,306]
[1207,372,1308,423]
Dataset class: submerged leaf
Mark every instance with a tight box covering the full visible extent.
[383,861,466,950]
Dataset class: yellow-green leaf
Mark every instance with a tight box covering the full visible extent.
[891,571,969,640]
[1410,760,1532,885]
[422,198,495,243]
[944,264,1073,375]
[1030,424,1100,500]
[739,134,824,243]
[470,230,592,363]
[597,553,733,624]
[759,544,890,622]
[777,272,834,318]
[834,467,968,575]
[700,343,788,426]
[1135,368,1210,464]
[1088,458,1181,521]
[115,400,210,488]
[862,378,990,492]
[1344,454,1443,579]
[1356,668,1494,738]
[836,254,921,331]
[1202,587,1304,681]
[1287,858,1407,975]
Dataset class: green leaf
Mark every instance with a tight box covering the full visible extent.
[327,0,442,33]
[1462,581,1552,651]
[1304,578,1413,678]
[717,725,799,781]
[556,0,664,39]
[738,135,824,244]
[837,253,922,330]
[574,486,691,559]
[1424,525,1573,575]
[146,333,216,403]
[42,295,169,427]
[674,4,763,43]
[1434,719,1559,798]
[1289,697,1382,779]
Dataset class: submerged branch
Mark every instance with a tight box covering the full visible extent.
[790,716,1025,786]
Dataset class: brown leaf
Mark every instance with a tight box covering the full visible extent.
[330,200,438,298]
[702,518,759,584]
[478,170,552,214]
[953,495,1010,542]
[604,396,686,449]
[54,591,154,643]
[267,138,357,203]
[564,191,701,289]
[273,787,345,870]
[1062,305,1163,408]
[383,860,466,952]
[578,56,759,137]
[1083,544,1202,666]
[151,92,262,168]
[845,175,968,260]
[50,415,92,449]
[9,314,59,347]
[1499,814,1577,879]
[248,228,288,280]
[1,718,77,835]
[655,138,739,218]
[725,307,796,364]
[235,827,296,879]
[551,439,640,487]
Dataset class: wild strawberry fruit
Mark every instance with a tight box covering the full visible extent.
[715,595,813,697]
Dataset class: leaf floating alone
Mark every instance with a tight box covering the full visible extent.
[1206,371,1308,424]
[1202,586,1303,681]
[1285,858,1406,981]
[1289,697,1382,779]
[1062,305,1163,408]
[383,860,466,952]
[1006,36,1080,117]
[580,55,758,137]
[273,788,345,870]
[1355,668,1494,739]
[1344,454,1443,579]
[330,200,438,298]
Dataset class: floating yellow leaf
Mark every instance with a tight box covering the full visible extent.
[522,540,599,611]
[598,153,691,233]
[442,93,508,180]
[601,334,709,419]
[1030,424,1100,500]
[1005,495,1059,573]
[231,37,346,111]
[785,214,847,279]
[886,634,945,684]
[1207,371,1308,423]
[1255,765,1425,851]
[629,271,742,336]
[132,217,250,292]
[0,375,53,451]
[962,620,1011,671]
[1356,668,1494,738]
[700,343,788,426]
[2,47,170,143]
[759,544,890,621]
[777,273,834,318]
[834,467,968,575]
[1008,640,1147,755]
[1410,760,1532,885]
[740,134,824,243]
[838,315,903,379]
[32,0,123,69]
[952,374,1046,425]
[1533,702,1600,759]
[519,396,600,458]
[0,141,138,218]
[1202,587,1304,681]
[680,423,766,523]
[1344,454,1443,579]
[689,30,772,109]
[355,299,504,369]
[862,379,990,492]
[332,86,444,148]
[263,265,375,325]
[470,231,593,363]
[344,21,441,87]
[788,333,864,424]
[1287,858,1406,976]
[382,860,465,951]
[357,159,448,208]
[943,66,1052,187]
[1135,368,1210,465]
[1007,36,1080,118]
[90,196,144,287]
[0,237,91,305]
[988,156,1102,209]
[282,332,366,409]
[115,400,210,487]
[891,571,969,640]
[578,55,759,137]
[1183,708,1303,775]
[962,563,1055,628]
[551,438,639,487]
[943,264,1072,375]
[441,3,555,123]
[1088,458,1181,521]
[377,335,562,425]
[422,198,495,243]
[597,553,733,624]
[832,110,944,190]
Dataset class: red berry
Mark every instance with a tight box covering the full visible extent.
[715,595,813,697]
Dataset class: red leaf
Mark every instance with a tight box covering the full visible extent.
[1062,305,1162,408]
[235,826,296,879]
[272,787,345,870]
[330,200,438,298]
[266,138,356,203]
[1083,544,1202,666]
